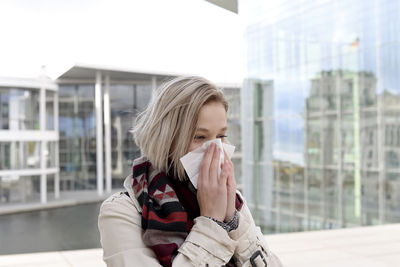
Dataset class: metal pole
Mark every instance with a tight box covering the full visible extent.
[95,71,104,196]
[336,71,344,227]
[40,85,47,203]
[54,87,60,199]
[104,74,112,193]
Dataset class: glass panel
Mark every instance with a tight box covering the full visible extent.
[0,88,10,129]
[59,84,96,191]
[342,114,355,169]
[308,168,322,217]
[322,115,338,166]
[384,110,400,171]
[278,162,291,211]
[46,91,55,130]
[0,87,40,130]
[385,173,400,223]
[254,82,263,118]
[0,141,41,169]
[325,170,338,220]
[135,84,152,111]
[343,171,359,225]
[307,119,321,166]
[383,91,400,109]
[0,175,40,203]
[0,142,11,169]
[292,216,307,232]
[109,84,145,188]
[47,174,55,194]
[279,214,292,232]
[307,78,321,112]
[360,111,378,169]
[46,141,56,168]
[385,151,399,169]
[254,122,264,161]
[359,73,377,108]
[224,87,242,184]
[224,88,241,121]
[272,162,280,209]
[361,171,379,225]
[320,72,336,111]
[293,166,305,213]
[309,217,322,231]
[340,76,354,112]
[261,210,277,234]
[25,142,41,169]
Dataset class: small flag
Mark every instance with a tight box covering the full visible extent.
[350,37,359,50]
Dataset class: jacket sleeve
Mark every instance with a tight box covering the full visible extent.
[229,192,284,267]
[98,192,237,267]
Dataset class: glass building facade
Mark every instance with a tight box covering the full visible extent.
[241,0,400,233]
[57,69,242,194]
[58,84,97,191]
[223,86,243,187]
[57,82,155,191]
[0,66,241,210]
[56,68,173,196]
[0,66,243,210]
[0,77,59,204]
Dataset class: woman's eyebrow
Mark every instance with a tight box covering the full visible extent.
[196,127,227,132]
[196,128,209,132]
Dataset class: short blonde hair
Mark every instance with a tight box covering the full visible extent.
[132,76,228,181]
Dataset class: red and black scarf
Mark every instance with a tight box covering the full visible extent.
[130,156,243,267]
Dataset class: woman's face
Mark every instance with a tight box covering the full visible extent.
[188,101,227,152]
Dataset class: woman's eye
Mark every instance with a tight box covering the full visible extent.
[194,135,227,141]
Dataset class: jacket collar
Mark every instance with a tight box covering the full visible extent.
[123,174,143,213]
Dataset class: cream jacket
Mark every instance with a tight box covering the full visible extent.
[98,177,283,267]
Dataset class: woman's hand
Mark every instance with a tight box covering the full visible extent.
[197,143,228,222]
[221,148,237,222]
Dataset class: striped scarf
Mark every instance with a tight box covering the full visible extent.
[130,156,243,267]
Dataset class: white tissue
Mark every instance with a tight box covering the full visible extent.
[180,138,235,189]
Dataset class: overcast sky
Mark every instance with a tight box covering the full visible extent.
[0,0,243,83]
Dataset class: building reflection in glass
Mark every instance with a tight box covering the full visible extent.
[242,0,400,233]
[59,84,96,190]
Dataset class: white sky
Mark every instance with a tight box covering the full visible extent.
[0,0,243,83]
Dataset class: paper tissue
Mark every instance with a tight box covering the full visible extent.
[180,138,235,189]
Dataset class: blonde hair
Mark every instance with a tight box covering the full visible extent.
[132,76,228,181]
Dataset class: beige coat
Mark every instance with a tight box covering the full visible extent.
[98,177,283,267]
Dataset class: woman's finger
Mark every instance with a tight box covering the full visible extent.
[223,148,234,167]
[199,143,215,185]
[209,145,220,184]
[219,159,229,186]
[223,148,228,158]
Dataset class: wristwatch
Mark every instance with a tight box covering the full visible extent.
[205,210,239,232]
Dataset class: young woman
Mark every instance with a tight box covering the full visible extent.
[98,76,283,267]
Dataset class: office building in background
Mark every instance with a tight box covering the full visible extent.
[0,65,242,208]
[0,77,58,204]
[241,0,400,233]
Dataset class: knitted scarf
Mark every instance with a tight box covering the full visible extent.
[130,156,243,267]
